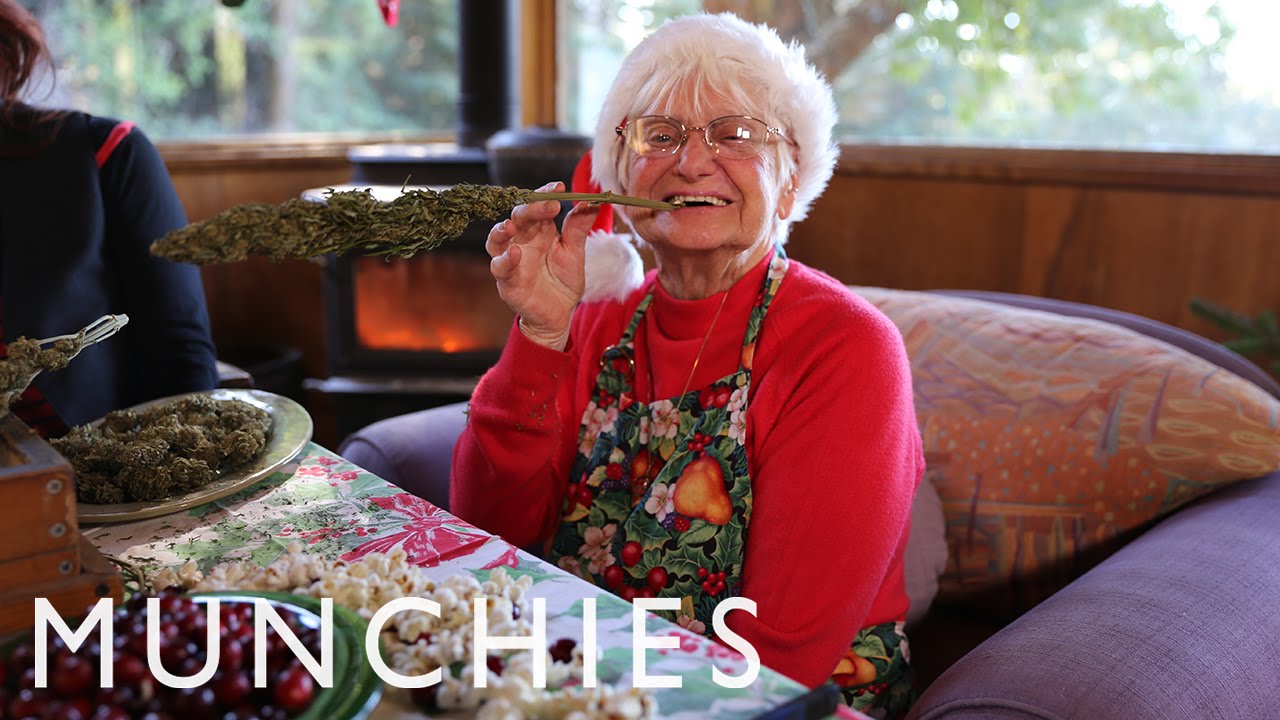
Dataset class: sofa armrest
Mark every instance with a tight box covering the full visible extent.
[337,401,469,511]
[910,472,1280,720]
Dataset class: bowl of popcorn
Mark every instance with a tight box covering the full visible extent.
[146,545,658,719]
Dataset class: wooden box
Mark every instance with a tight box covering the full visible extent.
[0,537,123,637]
[0,413,122,637]
[0,412,79,564]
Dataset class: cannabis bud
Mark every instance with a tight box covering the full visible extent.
[150,184,677,264]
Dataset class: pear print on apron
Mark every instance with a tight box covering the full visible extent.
[546,246,915,718]
[548,249,787,629]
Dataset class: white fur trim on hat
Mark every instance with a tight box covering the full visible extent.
[582,230,645,303]
[590,12,838,225]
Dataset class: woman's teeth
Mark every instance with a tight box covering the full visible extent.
[669,195,728,207]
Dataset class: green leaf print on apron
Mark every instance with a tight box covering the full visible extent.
[547,246,915,718]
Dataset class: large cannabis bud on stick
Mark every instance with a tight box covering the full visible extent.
[150,184,678,264]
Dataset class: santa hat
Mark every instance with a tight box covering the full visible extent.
[573,150,646,303]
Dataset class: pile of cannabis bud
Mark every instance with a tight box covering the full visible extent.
[0,336,82,408]
[149,183,677,264]
[52,395,272,504]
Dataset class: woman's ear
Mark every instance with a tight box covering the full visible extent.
[777,173,798,220]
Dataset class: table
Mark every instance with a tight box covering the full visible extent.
[82,443,866,720]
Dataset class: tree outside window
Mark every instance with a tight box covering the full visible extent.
[564,0,1279,154]
[17,0,1280,154]
[19,0,458,141]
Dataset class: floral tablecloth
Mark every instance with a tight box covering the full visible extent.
[82,443,865,720]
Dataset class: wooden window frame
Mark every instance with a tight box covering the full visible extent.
[158,3,1280,198]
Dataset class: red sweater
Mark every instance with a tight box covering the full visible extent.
[452,254,924,688]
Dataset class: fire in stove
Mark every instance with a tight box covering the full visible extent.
[352,255,512,354]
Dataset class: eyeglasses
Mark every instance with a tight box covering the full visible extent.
[615,115,793,160]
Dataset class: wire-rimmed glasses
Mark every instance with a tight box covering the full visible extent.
[615,115,793,159]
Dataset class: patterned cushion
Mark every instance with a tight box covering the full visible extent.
[854,287,1280,617]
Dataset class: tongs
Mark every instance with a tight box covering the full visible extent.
[37,313,130,356]
[2,314,130,407]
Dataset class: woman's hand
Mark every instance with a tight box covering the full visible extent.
[486,182,601,351]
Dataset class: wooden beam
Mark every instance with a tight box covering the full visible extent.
[520,0,558,127]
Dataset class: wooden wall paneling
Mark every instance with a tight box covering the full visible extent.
[789,174,1028,293]
[1177,195,1280,334]
[168,161,351,222]
[1017,186,1086,298]
[198,258,327,379]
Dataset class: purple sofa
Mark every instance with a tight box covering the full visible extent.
[338,291,1280,719]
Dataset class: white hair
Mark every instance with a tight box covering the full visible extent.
[591,12,839,228]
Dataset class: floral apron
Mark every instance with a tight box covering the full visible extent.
[547,247,914,718]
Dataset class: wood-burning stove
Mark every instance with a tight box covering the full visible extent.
[304,0,520,444]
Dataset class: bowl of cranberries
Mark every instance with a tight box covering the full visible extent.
[1,589,380,720]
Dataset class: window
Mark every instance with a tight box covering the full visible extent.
[19,0,458,142]
[560,0,1280,155]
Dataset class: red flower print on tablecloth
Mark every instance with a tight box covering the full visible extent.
[656,629,702,656]
[480,544,520,570]
[291,526,344,545]
[313,456,340,467]
[341,493,491,566]
[330,470,359,482]
[296,466,328,478]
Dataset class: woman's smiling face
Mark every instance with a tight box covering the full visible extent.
[620,87,797,260]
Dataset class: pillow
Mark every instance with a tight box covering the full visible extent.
[904,475,947,628]
[854,286,1280,618]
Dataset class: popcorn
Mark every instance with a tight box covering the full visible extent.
[149,543,656,719]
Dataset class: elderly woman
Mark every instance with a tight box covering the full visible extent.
[452,13,923,717]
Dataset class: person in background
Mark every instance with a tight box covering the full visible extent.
[453,12,924,718]
[0,0,217,437]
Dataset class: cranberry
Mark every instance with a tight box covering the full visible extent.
[212,671,252,708]
[218,636,245,672]
[9,642,35,674]
[620,586,638,602]
[43,697,92,720]
[271,665,314,714]
[9,688,50,718]
[113,654,148,687]
[409,684,439,712]
[50,654,94,698]
[548,638,577,664]
[178,610,208,640]
[172,687,218,720]
[620,541,643,567]
[575,484,594,508]
[92,685,135,708]
[222,706,261,720]
[157,594,185,619]
[486,655,505,676]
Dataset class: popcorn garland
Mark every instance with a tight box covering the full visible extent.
[149,544,657,719]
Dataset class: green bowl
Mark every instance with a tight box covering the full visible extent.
[1,591,382,720]
[190,591,382,720]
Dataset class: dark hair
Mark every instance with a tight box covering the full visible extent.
[0,0,62,140]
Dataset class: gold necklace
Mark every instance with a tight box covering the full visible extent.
[646,256,739,402]
[677,289,730,400]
